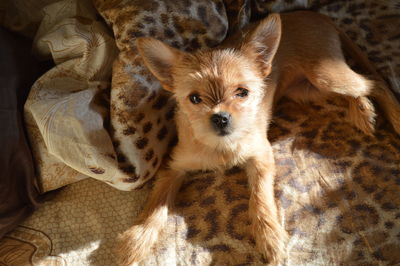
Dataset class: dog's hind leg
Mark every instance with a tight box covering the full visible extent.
[117,168,184,265]
[337,28,400,135]
[304,61,377,135]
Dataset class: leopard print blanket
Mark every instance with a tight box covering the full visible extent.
[93,2,400,262]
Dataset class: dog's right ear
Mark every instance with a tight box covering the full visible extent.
[241,14,281,77]
[136,38,184,92]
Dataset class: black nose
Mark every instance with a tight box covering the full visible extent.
[210,112,231,129]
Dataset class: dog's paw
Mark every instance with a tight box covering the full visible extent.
[252,218,288,265]
[116,224,159,266]
[348,96,376,136]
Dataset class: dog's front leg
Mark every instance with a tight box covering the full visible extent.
[246,142,287,265]
[117,168,184,265]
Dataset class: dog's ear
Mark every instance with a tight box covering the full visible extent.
[136,38,184,92]
[242,13,281,76]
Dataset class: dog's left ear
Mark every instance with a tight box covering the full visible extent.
[136,37,184,92]
[242,13,282,76]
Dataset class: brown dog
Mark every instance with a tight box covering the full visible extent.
[118,11,400,265]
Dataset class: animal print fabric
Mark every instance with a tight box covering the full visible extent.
[92,0,400,264]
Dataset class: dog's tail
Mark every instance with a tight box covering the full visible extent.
[117,170,183,265]
[336,24,400,134]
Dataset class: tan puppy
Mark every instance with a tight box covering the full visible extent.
[118,11,400,265]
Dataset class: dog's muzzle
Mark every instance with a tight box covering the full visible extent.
[210,112,232,136]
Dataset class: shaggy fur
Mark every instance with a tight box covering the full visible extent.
[117,11,400,265]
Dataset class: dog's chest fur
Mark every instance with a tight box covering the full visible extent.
[170,139,255,172]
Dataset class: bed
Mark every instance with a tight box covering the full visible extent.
[0,0,399,265]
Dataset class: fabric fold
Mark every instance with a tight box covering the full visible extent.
[24,0,136,191]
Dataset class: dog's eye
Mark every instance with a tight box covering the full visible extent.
[189,93,202,104]
[235,87,249,98]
